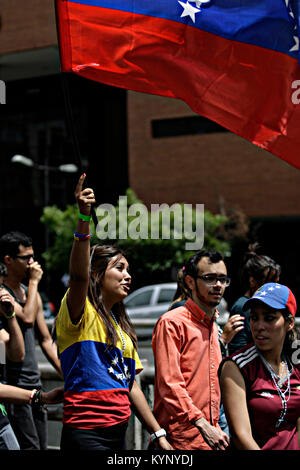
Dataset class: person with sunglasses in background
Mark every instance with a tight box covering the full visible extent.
[0,262,63,450]
[152,250,235,450]
[168,266,244,437]
[0,232,62,450]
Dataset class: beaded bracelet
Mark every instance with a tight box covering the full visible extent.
[78,212,91,222]
[74,232,92,241]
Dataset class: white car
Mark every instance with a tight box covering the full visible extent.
[124,283,177,320]
[124,282,229,325]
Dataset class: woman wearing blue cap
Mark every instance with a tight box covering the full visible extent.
[219,282,300,450]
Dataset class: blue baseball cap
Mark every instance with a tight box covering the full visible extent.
[243,282,297,317]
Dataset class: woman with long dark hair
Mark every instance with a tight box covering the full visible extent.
[56,174,172,450]
[219,283,300,450]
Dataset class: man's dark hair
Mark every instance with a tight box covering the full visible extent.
[0,231,33,262]
[240,243,281,292]
[183,249,224,279]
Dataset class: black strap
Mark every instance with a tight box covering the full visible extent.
[60,72,98,228]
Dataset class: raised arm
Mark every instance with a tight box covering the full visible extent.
[67,174,96,323]
[219,360,260,450]
[10,261,43,328]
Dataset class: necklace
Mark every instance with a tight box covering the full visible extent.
[257,348,292,428]
[110,311,126,355]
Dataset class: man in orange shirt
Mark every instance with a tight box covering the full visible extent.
[152,250,230,450]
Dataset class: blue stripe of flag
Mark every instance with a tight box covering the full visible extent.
[61,340,135,392]
[65,0,299,59]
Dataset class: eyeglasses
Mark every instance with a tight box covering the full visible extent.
[196,275,231,287]
[15,254,34,261]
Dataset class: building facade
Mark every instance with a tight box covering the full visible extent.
[1,0,300,304]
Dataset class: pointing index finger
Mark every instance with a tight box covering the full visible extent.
[75,173,86,195]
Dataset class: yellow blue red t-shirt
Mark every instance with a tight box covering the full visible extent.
[56,292,143,429]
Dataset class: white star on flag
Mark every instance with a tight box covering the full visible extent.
[275,285,281,289]
[189,0,211,8]
[284,0,299,52]
[259,291,267,296]
[111,356,118,365]
[108,366,114,374]
[290,35,299,52]
[178,1,201,23]
[268,287,275,291]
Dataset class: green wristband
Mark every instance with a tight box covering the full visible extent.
[78,212,91,222]
[4,311,16,320]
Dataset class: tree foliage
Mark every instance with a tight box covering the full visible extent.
[41,189,248,286]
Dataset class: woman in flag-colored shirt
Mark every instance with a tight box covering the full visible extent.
[56,174,172,451]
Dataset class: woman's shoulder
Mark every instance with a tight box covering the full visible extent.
[219,343,259,378]
[57,291,98,330]
[229,343,258,366]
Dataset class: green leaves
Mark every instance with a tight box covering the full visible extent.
[40,189,247,284]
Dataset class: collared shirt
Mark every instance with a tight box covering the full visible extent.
[152,297,222,450]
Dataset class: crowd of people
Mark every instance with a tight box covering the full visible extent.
[0,174,299,451]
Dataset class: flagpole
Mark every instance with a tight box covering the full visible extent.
[60,72,99,230]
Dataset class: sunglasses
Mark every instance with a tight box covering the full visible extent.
[196,274,231,287]
[14,254,34,261]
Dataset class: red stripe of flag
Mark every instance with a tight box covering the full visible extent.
[56,2,300,169]
[63,389,131,428]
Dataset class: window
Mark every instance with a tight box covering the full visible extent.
[125,290,153,308]
[157,288,176,304]
[151,116,228,138]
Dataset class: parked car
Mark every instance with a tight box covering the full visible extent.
[124,283,177,320]
[124,283,229,325]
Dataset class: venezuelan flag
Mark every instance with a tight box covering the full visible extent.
[55,0,300,169]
